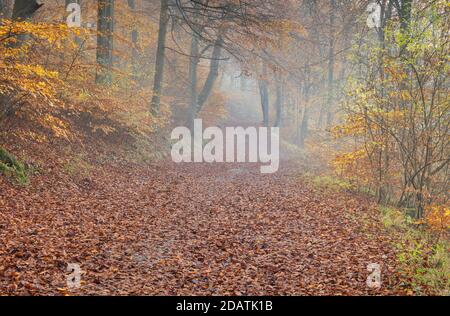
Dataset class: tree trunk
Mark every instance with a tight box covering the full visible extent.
[12,0,43,20]
[299,105,309,149]
[150,0,169,114]
[96,0,115,85]
[8,0,43,46]
[274,76,283,127]
[128,0,140,81]
[299,80,311,148]
[0,0,5,16]
[197,35,223,112]
[188,30,200,130]
[398,0,412,34]
[258,62,269,127]
[0,0,11,21]
[325,0,336,129]
[240,74,247,91]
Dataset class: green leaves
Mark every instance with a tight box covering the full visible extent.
[0,147,28,184]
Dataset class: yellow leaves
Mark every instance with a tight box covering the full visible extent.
[332,146,378,186]
[423,205,450,232]
[333,115,366,138]
[333,148,367,173]
[0,19,70,45]
[377,108,406,121]
[0,19,66,114]
[41,114,70,140]
[385,65,408,81]
[14,64,59,79]
[334,108,408,139]
[389,90,412,101]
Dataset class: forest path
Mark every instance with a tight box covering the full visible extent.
[0,161,403,295]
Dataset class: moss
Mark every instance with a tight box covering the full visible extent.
[0,147,29,184]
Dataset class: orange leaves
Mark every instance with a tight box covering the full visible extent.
[332,148,372,185]
[423,205,450,232]
[0,19,71,45]
[0,160,407,295]
[15,64,59,79]
[259,19,306,49]
[1,64,61,103]
[0,21,82,137]
[332,115,367,138]
[40,114,70,140]
[384,64,408,82]
[333,148,367,171]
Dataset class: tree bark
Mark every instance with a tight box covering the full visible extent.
[325,0,336,129]
[298,67,311,148]
[0,0,11,21]
[96,0,115,85]
[0,0,5,16]
[188,30,200,130]
[258,62,270,127]
[274,75,283,127]
[397,0,412,34]
[150,0,169,114]
[8,0,43,46]
[12,0,43,20]
[128,0,140,81]
[196,35,223,112]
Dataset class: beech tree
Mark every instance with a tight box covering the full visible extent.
[96,0,115,85]
[150,0,169,114]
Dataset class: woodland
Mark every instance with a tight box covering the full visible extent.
[0,0,448,296]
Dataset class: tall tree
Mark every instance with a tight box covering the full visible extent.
[0,0,5,16]
[258,61,270,127]
[298,61,312,148]
[325,0,336,129]
[9,0,43,46]
[150,0,170,114]
[394,0,412,33]
[197,35,223,112]
[12,0,43,20]
[96,0,115,85]
[274,72,284,127]
[188,28,200,129]
[128,0,140,81]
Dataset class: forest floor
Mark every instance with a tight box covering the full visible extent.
[0,159,410,295]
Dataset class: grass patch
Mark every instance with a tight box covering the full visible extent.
[381,206,449,295]
[311,175,354,192]
[381,206,408,228]
[0,147,29,184]
[125,134,169,164]
[63,153,95,178]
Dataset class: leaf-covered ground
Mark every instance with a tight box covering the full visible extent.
[0,161,407,295]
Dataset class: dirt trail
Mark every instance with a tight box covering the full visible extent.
[0,161,404,295]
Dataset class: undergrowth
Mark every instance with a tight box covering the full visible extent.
[304,169,449,295]
[382,206,449,295]
[0,147,30,185]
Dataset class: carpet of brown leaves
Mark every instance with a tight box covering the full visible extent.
[0,161,406,295]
